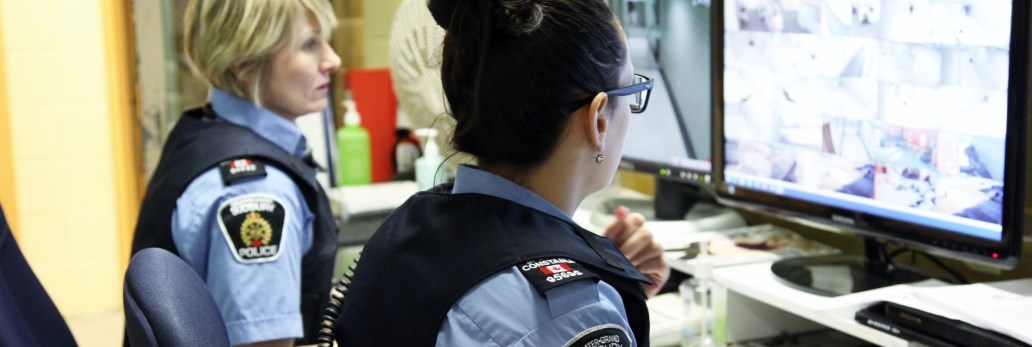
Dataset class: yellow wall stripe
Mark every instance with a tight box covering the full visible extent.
[101,0,142,268]
[0,4,18,236]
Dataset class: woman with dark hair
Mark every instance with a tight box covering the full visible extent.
[334,0,669,345]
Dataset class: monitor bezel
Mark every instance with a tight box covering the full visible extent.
[618,0,714,187]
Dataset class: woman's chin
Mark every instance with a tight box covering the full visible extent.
[302,101,328,115]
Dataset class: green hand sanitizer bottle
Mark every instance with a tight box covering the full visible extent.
[336,98,371,185]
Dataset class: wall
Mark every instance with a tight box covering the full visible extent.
[0,4,14,229]
[331,0,400,131]
[0,0,134,318]
[362,0,402,68]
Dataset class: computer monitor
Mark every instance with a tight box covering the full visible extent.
[618,0,715,219]
[714,0,1028,296]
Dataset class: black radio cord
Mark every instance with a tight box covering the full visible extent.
[316,256,360,347]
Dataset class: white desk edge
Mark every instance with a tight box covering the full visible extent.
[711,261,916,347]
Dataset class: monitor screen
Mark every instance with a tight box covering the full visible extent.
[715,0,1027,284]
[618,0,713,185]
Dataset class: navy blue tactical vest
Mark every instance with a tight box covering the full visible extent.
[1,204,78,347]
[131,106,337,344]
[334,188,652,346]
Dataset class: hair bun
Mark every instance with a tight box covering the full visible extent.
[427,0,460,28]
[497,0,544,35]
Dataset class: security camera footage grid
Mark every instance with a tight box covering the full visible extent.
[722,0,1010,239]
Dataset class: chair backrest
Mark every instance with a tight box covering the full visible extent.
[123,247,229,347]
[0,203,77,347]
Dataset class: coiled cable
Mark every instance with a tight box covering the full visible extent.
[316,256,360,347]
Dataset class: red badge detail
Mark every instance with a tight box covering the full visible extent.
[540,263,572,275]
[251,238,263,247]
[232,159,251,169]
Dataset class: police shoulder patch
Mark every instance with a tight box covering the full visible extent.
[517,257,599,295]
[217,194,286,264]
[562,324,631,347]
[218,158,267,185]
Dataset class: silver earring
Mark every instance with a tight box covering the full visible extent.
[594,153,605,164]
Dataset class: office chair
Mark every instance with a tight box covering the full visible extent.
[0,203,78,346]
[123,247,230,347]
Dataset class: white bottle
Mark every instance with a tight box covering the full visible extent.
[414,128,443,190]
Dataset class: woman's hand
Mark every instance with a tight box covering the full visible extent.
[603,205,670,297]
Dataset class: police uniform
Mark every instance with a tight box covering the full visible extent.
[131,89,337,345]
[335,165,651,346]
[0,203,78,347]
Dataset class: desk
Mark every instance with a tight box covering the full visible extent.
[711,261,949,347]
[327,181,420,246]
[579,186,907,345]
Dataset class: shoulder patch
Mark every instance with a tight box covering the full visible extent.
[218,158,267,185]
[518,258,599,295]
[563,324,631,347]
[217,194,286,264]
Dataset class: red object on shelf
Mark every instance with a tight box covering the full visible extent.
[346,68,397,183]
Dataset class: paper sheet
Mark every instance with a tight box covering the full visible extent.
[889,279,1032,344]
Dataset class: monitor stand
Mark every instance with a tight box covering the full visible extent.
[770,238,930,296]
[654,177,704,220]
[584,177,744,231]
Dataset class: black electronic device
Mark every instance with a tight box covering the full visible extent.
[712,0,1028,295]
[854,301,958,347]
[616,0,715,219]
[856,301,1029,347]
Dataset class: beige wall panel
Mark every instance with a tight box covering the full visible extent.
[0,0,125,317]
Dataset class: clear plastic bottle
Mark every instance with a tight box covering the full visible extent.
[681,241,725,347]
[414,128,443,190]
[679,278,700,347]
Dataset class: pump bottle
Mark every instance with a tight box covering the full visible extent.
[682,240,725,347]
[336,98,372,185]
[414,128,443,190]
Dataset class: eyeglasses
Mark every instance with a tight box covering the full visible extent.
[561,73,654,114]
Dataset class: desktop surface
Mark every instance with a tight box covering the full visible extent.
[713,260,927,347]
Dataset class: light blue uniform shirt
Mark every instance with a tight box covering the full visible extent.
[435,165,636,346]
[171,88,314,345]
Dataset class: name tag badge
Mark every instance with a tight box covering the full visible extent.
[219,158,267,185]
[518,257,599,295]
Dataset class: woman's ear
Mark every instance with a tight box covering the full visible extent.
[583,92,609,152]
[230,62,253,85]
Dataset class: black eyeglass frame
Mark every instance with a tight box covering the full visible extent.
[561,73,654,114]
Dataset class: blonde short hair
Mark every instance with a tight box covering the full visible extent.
[184,0,337,106]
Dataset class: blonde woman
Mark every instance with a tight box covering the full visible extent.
[130,0,340,346]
